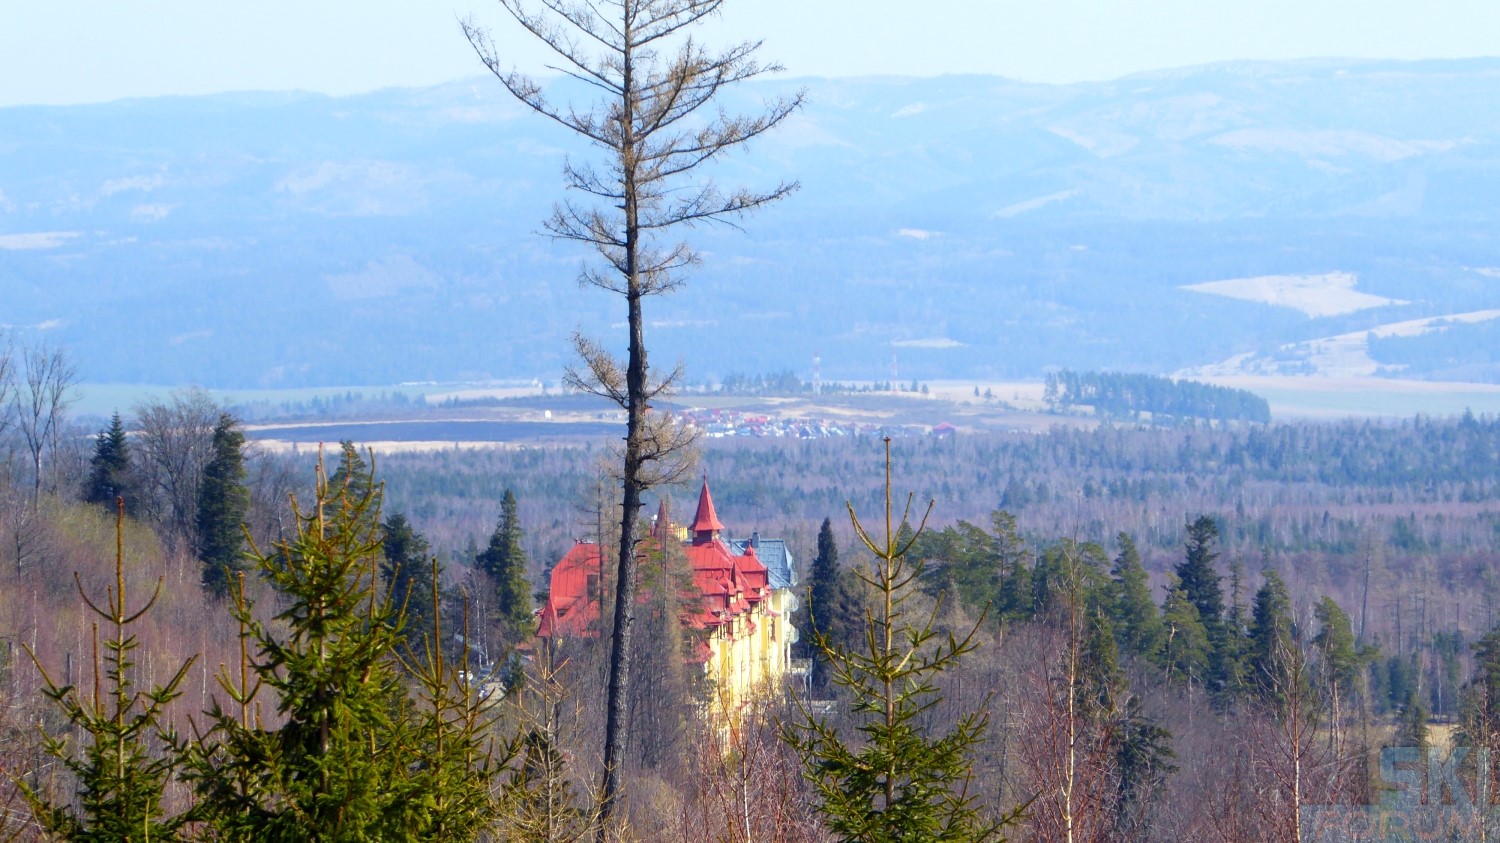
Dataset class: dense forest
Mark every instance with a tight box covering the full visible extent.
[1043,370,1273,423]
[0,347,1499,839]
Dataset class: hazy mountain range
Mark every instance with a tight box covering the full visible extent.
[2,58,1499,388]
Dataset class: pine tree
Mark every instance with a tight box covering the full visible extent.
[196,412,249,599]
[1178,515,1238,694]
[19,500,197,841]
[1458,627,1500,758]
[806,517,840,686]
[383,511,438,650]
[1159,582,1211,687]
[1109,533,1166,661]
[1312,596,1362,736]
[783,439,1022,841]
[328,440,376,530]
[1393,690,1429,750]
[1177,516,1225,635]
[477,488,533,639]
[1247,569,1297,705]
[84,411,136,514]
[989,510,1033,622]
[184,457,507,840]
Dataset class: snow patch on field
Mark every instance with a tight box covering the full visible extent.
[1183,272,1406,317]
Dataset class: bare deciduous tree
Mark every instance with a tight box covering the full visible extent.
[11,343,76,505]
[132,388,222,553]
[0,333,16,456]
[463,1,802,833]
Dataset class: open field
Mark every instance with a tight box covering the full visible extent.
[1197,374,1500,418]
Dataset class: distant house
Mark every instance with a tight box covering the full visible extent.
[931,421,958,438]
[536,479,799,719]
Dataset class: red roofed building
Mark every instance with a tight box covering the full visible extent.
[535,542,604,639]
[536,478,797,717]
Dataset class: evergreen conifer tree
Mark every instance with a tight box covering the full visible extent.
[1159,582,1211,687]
[19,500,197,841]
[1176,516,1225,635]
[184,456,507,840]
[1109,533,1166,661]
[1217,556,1252,697]
[328,440,377,529]
[1312,596,1362,729]
[783,439,1023,841]
[1248,569,1298,705]
[84,411,136,514]
[383,511,438,650]
[806,517,840,685]
[1394,690,1429,750]
[989,510,1033,622]
[477,488,533,639]
[1458,627,1500,755]
[196,413,249,599]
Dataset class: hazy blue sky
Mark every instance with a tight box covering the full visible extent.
[3,0,1498,106]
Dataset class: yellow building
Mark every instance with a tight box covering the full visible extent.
[539,479,804,722]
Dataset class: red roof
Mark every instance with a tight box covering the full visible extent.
[536,542,605,639]
[537,488,772,644]
[683,533,768,631]
[690,477,724,539]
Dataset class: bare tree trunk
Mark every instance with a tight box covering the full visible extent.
[13,344,75,507]
[464,4,800,833]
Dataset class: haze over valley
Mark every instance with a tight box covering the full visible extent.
[5,59,1500,396]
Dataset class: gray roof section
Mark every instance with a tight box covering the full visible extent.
[730,531,797,591]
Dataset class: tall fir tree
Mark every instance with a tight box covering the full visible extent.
[382,511,439,650]
[196,413,250,599]
[477,488,533,639]
[806,517,840,685]
[1218,555,1252,696]
[989,509,1034,622]
[1176,516,1225,633]
[84,411,136,514]
[1177,515,1235,693]
[1109,533,1166,661]
[1247,569,1298,706]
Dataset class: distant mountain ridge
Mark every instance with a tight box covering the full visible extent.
[2,58,1498,387]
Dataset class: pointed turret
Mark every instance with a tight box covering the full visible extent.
[691,476,723,545]
[652,497,671,542]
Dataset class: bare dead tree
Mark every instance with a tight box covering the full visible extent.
[463,2,802,834]
[0,334,16,456]
[132,388,222,554]
[11,343,76,506]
